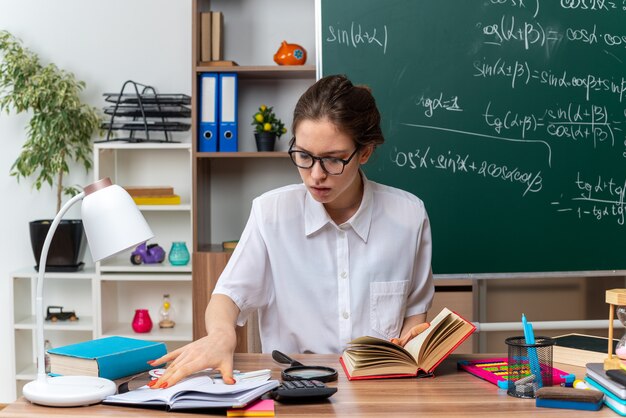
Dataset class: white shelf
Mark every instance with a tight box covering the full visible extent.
[15,364,36,381]
[94,142,191,150]
[99,273,191,281]
[11,267,96,280]
[98,257,191,274]
[14,316,94,331]
[101,322,193,341]
[137,204,191,211]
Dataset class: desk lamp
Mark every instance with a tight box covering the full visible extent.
[22,177,154,406]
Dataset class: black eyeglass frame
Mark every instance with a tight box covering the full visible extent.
[288,141,360,176]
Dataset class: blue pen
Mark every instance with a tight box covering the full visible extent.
[522,313,543,388]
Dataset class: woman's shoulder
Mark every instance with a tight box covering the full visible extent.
[253,183,307,206]
[368,180,426,210]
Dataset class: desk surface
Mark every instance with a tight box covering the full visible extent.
[0,354,616,417]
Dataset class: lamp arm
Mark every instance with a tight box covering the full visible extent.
[35,192,85,382]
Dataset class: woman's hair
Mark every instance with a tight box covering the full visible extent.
[291,74,384,149]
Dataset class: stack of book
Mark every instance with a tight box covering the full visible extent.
[124,186,181,205]
[586,363,626,415]
[199,10,237,66]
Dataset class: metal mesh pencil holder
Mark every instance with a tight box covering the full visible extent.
[505,336,555,398]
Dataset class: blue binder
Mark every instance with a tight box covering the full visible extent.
[198,73,219,152]
[218,73,238,152]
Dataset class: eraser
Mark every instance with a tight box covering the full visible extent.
[535,387,603,411]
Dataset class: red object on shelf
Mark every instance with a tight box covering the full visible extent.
[132,309,153,333]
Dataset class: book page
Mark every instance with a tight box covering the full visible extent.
[105,371,274,406]
[403,307,453,361]
[346,336,416,365]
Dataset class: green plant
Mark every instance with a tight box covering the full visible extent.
[251,104,287,138]
[0,30,100,213]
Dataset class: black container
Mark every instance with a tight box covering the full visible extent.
[505,336,556,398]
[255,132,277,152]
[29,219,87,271]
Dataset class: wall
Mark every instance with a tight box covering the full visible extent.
[0,0,191,402]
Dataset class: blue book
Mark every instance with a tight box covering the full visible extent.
[586,375,626,416]
[47,336,166,380]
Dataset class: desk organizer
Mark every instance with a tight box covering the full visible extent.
[505,336,557,398]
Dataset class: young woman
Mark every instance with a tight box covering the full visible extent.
[148,74,434,388]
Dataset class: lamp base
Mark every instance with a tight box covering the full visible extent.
[23,376,117,407]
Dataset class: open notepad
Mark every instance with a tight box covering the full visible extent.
[104,370,279,410]
[340,307,476,379]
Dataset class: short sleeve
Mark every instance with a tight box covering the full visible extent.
[404,205,434,317]
[212,200,274,326]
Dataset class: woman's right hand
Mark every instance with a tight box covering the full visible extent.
[146,326,237,389]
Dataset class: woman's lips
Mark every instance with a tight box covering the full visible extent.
[310,185,331,199]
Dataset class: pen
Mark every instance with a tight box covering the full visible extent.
[522,313,543,388]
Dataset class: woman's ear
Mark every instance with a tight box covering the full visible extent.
[358,144,375,165]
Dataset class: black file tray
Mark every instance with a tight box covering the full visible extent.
[104,105,191,118]
[102,121,191,131]
[103,93,191,105]
[97,80,191,143]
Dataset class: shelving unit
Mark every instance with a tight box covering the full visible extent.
[9,141,194,399]
[94,141,193,346]
[191,0,316,350]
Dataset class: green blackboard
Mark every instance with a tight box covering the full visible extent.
[320,0,626,275]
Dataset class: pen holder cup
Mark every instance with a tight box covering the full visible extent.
[505,336,556,399]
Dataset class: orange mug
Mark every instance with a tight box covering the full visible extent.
[273,41,307,65]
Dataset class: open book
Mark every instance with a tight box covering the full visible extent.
[104,370,279,410]
[340,307,475,380]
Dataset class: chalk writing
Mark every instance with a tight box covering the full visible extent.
[325,22,388,54]
[488,0,541,19]
[402,122,553,167]
[390,146,543,196]
[415,93,463,118]
[473,57,626,102]
[552,172,626,225]
[483,102,623,150]
[478,15,561,50]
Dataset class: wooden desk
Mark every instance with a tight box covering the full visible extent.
[0,354,616,417]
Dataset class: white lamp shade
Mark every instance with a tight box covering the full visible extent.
[81,183,154,261]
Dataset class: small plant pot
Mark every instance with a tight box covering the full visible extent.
[255,132,277,152]
[29,220,87,271]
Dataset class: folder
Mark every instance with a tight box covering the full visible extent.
[218,73,238,152]
[198,73,218,152]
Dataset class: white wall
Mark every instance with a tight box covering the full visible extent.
[0,0,191,402]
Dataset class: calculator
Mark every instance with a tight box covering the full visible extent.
[270,379,337,402]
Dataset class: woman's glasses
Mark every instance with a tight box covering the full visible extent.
[288,142,359,176]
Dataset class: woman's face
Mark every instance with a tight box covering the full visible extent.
[292,118,373,209]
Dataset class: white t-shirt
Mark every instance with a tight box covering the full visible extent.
[213,175,434,354]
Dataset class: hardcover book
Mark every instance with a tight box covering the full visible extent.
[553,333,617,368]
[340,307,475,380]
[47,336,167,380]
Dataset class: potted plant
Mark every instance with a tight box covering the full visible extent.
[251,104,287,151]
[0,30,100,271]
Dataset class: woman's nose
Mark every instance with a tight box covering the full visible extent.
[310,159,327,179]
